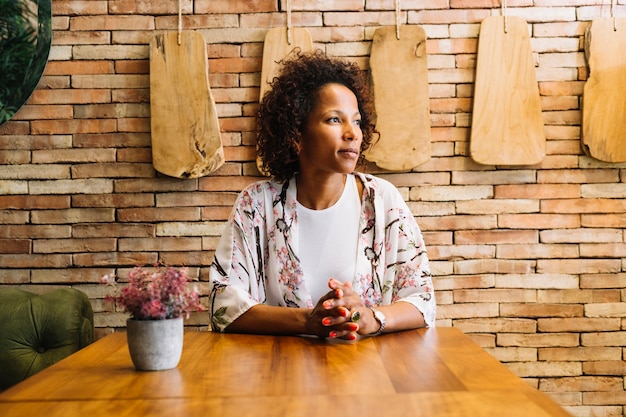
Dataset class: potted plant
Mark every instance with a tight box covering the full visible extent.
[102,264,204,371]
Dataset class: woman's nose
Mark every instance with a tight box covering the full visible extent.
[343,122,358,140]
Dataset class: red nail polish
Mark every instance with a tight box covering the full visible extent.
[322,317,331,326]
[329,331,337,338]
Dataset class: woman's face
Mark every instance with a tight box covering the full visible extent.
[297,83,363,177]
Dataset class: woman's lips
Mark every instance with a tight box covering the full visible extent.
[339,148,359,158]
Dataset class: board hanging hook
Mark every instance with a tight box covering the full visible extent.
[501,0,508,33]
[395,0,401,40]
[286,0,293,45]
[611,0,617,31]
[177,0,182,45]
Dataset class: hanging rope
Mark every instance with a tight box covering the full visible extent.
[611,0,617,31]
[502,0,508,33]
[177,0,183,45]
[286,0,293,45]
[395,0,401,40]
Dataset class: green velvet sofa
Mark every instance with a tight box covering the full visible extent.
[0,288,94,391]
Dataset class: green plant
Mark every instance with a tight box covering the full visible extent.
[0,0,51,125]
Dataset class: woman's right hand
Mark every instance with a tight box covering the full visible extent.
[306,279,359,340]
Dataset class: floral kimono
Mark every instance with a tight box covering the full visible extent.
[208,172,436,331]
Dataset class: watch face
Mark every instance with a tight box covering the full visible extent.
[371,308,386,335]
[374,310,385,322]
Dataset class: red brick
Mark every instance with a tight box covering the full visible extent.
[72,193,154,208]
[0,239,30,254]
[70,15,155,31]
[0,196,70,209]
[29,89,111,105]
[495,184,581,199]
[11,105,73,121]
[72,223,155,238]
[117,207,200,222]
[73,133,150,148]
[118,237,202,252]
[52,30,110,45]
[501,303,584,318]
[195,0,277,13]
[33,238,117,254]
[74,252,158,267]
[0,225,70,239]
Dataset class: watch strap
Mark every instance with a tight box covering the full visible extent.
[369,307,386,336]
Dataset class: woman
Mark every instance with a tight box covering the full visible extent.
[209,50,435,340]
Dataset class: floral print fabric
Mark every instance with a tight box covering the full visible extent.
[208,172,436,331]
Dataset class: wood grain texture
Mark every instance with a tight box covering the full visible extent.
[149,31,224,178]
[365,25,431,171]
[470,16,545,166]
[257,27,313,174]
[0,328,572,417]
[582,18,626,163]
[259,27,314,103]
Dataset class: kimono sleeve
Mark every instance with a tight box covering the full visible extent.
[208,188,267,332]
[383,186,437,327]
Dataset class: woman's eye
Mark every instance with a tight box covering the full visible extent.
[354,119,361,126]
[328,117,340,123]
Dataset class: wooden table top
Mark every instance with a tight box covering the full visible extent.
[0,327,571,417]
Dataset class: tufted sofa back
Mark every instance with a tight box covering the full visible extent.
[0,288,94,391]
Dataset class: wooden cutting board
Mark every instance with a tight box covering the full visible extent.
[257,27,313,174]
[470,16,545,166]
[582,18,626,163]
[150,31,224,178]
[259,27,313,102]
[365,25,431,171]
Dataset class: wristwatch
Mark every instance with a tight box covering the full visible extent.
[369,307,386,336]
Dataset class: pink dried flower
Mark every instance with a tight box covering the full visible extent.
[103,264,204,320]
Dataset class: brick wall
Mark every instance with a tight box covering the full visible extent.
[0,0,624,415]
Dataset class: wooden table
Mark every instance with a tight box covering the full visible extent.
[0,328,571,417]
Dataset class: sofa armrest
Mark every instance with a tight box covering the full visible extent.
[0,288,94,391]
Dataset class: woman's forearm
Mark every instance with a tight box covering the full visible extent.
[223,299,426,338]
[373,301,426,334]
[223,304,312,335]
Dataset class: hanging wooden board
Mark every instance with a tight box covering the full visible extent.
[150,31,224,178]
[365,25,431,171]
[582,18,626,163]
[470,16,545,166]
[257,27,313,174]
[259,27,313,102]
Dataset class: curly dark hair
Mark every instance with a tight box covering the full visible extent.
[257,50,375,182]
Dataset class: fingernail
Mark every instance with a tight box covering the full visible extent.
[348,333,357,341]
[323,300,332,309]
[322,317,331,326]
[329,331,337,338]
[348,323,358,331]
[341,307,350,317]
[335,289,343,297]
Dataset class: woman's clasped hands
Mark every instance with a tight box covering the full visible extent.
[307,278,374,341]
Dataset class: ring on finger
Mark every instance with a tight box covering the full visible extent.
[350,310,361,322]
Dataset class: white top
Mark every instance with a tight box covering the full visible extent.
[297,174,361,303]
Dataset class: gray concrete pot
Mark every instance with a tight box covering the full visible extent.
[126,317,183,371]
